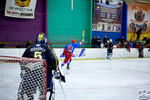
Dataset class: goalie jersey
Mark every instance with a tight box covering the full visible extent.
[22,42,58,73]
[18,33,58,99]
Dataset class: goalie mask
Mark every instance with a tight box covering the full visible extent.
[36,33,47,44]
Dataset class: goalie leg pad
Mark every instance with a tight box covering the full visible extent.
[47,74,54,92]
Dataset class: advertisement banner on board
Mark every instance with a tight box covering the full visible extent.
[5,0,37,19]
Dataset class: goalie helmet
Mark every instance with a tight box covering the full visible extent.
[36,33,47,43]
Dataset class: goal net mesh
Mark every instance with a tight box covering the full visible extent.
[0,55,47,100]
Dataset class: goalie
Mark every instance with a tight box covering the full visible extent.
[17,33,59,100]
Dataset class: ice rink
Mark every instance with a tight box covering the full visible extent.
[55,58,150,100]
[0,58,150,100]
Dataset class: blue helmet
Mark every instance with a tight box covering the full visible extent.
[36,33,47,43]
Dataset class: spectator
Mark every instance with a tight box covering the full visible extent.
[144,37,150,52]
[26,40,32,48]
[137,42,144,58]
[116,41,121,48]
[121,36,125,43]
[120,36,125,48]
[129,41,133,48]
[132,41,138,48]
[92,36,97,48]
[121,40,126,48]
[125,41,131,52]
[145,38,150,48]
[103,35,109,48]
[96,36,101,48]
[0,43,4,48]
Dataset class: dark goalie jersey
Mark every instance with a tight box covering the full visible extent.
[18,42,59,99]
[22,42,58,73]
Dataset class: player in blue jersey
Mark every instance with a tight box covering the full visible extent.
[61,39,82,69]
[18,33,58,100]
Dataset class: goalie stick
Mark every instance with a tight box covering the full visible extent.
[59,80,68,100]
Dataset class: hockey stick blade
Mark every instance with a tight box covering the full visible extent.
[60,74,66,83]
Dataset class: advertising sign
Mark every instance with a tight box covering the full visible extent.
[5,0,37,19]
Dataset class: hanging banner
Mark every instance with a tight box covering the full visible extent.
[127,2,150,41]
[92,1,123,32]
[5,0,37,19]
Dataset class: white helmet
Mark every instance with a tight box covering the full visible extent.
[110,39,112,42]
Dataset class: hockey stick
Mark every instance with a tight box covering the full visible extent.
[82,30,85,45]
[79,30,86,57]
[59,80,68,100]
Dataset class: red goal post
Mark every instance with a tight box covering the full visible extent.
[0,55,47,100]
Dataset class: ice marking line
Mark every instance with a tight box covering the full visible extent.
[55,82,150,90]
[117,83,150,89]
[113,67,150,75]
[58,57,150,61]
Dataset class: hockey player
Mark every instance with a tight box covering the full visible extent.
[107,39,113,60]
[17,33,59,100]
[61,39,82,69]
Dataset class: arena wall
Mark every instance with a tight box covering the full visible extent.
[0,0,47,44]
[48,0,92,47]
[0,48,150,60]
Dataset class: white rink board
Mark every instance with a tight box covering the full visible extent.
[0,48,150,100]
[0,48,150,59]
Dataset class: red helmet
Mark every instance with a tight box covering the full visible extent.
[72,39,76,43]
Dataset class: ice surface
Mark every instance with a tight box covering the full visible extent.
[0,58,150,100]
[55,58,150,100]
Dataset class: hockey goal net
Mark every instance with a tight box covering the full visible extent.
[0,55,47,100]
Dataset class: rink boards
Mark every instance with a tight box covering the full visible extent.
[0,48,150,59]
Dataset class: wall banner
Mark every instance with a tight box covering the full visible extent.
[92,1,123,32]
[5,0,37,19]
[127,2,150,41]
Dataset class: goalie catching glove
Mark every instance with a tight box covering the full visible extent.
[54,66,66,83]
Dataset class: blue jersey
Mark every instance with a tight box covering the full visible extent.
[64,43,81,53]
[22,43,58,73]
